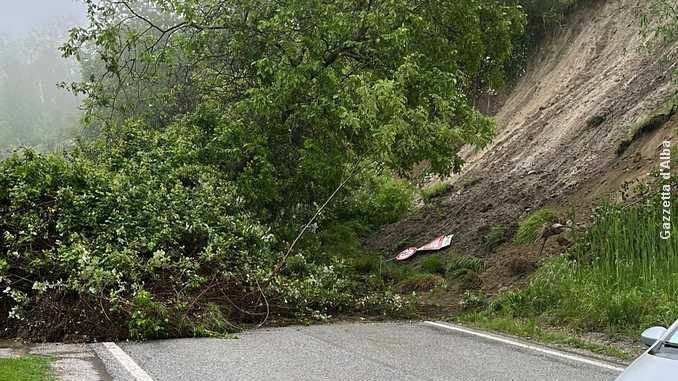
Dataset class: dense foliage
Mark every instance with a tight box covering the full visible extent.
[62,0,525,212]
[0,121,408,340]
[1,0,526,340]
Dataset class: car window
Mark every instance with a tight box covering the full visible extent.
[655,346,678,361]
[670,332,678,346]
[654,330,678,360]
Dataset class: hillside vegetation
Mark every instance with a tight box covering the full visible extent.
[0,0,675,348]
[363,0,677,351]
[466,181,678,338]
[1,0,527,341]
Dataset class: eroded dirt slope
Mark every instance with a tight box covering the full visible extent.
[368,0,678,258]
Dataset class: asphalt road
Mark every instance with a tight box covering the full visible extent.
[110,321,623,381]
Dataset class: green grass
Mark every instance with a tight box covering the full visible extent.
[567,199,678,299]
[447,256,485,279]
[457,314,634,360]
[482,225,506,249]
[420,255,446,275]
[513,208,557,245]
[0,356,54,381]
[420,182,453,203]
[476,187,678,343]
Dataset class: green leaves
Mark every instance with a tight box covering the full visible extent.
[0,127,277,338]
[62,0,525,219]
[0,120,410,340]
[0,0,532,339]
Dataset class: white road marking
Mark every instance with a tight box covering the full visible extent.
[423,321,626,373]
[101,342,155,381]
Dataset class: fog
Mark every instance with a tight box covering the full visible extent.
[0,0,86,153]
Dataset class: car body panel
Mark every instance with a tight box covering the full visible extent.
[615,319,678,381]
[614,353,678,381]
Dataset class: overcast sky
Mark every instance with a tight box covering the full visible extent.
[0,0,86,38]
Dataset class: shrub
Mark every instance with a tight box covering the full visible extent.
[0,124,406,341]
[129,290,169,340]
[380,262,415,283]
[447,256,486,279]
[349,175,414,228]
[190,304,233,338]
[397,274,446,293]
[284,255,310,276]
[420,255,446,275]
[273,257,406,317]
[482,225,506,249]
[317,221,367,258]
[352,256,381,275]
[459,291,487,311]
[0,144,276,340]
[514,208,557,245]
[420,182,453,203]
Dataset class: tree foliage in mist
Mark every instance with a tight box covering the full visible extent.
[0,24,81,153]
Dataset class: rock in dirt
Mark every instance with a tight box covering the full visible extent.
[633,152,642,163]
[508,258,538,276]
[556,236,573,247]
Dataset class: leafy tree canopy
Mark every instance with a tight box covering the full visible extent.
[63,0,524,220]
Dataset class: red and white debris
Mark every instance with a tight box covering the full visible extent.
[395,234,453,261]
[395,247,418,261]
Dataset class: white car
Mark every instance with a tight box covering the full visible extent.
[615,319,678,381]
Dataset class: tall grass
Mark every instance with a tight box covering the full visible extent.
[480,189,678,336]
[569,199,678,295]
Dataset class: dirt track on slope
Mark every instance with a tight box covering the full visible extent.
[366,0,678,262]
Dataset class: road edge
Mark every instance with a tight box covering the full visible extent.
[90,342,155,381]
[423,321,626,373]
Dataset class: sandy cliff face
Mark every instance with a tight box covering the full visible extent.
[368,0,677,257]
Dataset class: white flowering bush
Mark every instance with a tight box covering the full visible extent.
[0,122,407,341]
